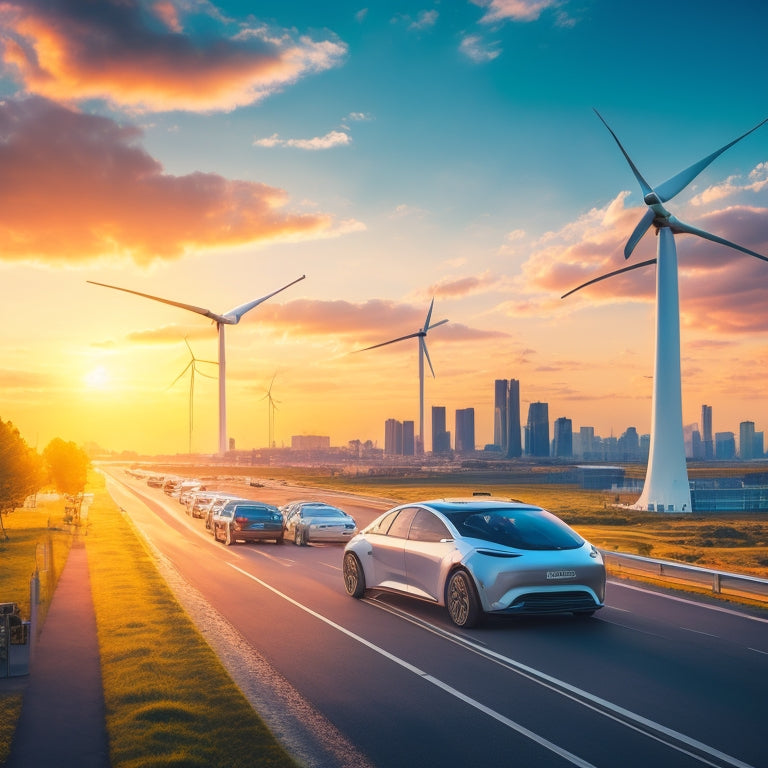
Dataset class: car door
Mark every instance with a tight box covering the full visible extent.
[368,507,418,592]
[404,509,455,601]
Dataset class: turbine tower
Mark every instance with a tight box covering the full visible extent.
[89,275,306,456]
[358,298,448,453]
[168,338,218,455]
[564,111,767,513]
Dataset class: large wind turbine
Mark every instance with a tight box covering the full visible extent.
[563,111,767,513]
[168,338,218,455]
[88,275,306,455]
[358,298,448,453]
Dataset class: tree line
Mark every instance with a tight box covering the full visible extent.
[0,417,90,539]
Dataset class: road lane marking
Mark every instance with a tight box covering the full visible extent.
[228,563,597,768]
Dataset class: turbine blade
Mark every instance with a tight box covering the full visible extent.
[654,117,768,202]
[356,331,420,352]
[421,336,436,378]
[87,281,225,323]
[624,208,656,259]
[594,109,654,199]
[427,317,449,332]
[168,360,193,389]
[561,258,657,299]
[423,298,435,331]
[669,216,768,263]
[224,275,306,323]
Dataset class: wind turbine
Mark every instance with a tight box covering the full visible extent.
[260,373,280,448]
[168,337,218,455]
[563,111,767,513]
[88,275,306,455]
[358,298,448,453]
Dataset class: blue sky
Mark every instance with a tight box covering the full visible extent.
[0,0,766,453]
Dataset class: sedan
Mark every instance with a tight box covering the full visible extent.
[211,501,284,545]
[284,502,358,546]
[342,497,605,628]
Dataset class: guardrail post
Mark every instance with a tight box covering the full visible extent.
[712,573,721,594]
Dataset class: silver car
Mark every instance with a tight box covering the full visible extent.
[284,501,358,546]
[342,497,605,628]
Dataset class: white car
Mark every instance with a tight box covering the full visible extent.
[283,502,358,546]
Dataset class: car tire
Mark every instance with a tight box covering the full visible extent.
[343,552,366,598]
[445,569,482,629]
[294,527,304,546]
[275,534,284,545]
[225,526,233,546]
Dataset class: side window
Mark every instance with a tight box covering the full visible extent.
[409,510,451,543]
[386,507,418,539]
[368,509,400,535]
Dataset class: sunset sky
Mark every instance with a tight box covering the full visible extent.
[1,0,767,456]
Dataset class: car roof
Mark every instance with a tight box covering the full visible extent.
[412,498,544,514]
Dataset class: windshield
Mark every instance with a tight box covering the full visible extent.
[302,506,346,518]
[451,507,583,551]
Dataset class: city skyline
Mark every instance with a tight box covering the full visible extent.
[0,2,766,455]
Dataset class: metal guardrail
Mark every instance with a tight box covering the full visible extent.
[601,551,768,606]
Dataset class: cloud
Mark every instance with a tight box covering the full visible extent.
[427,272,501,298]
[0,0,347,112]
[690,162,768,207]
[254,130,352,150]
[0,97,357,265]
[471,0,561,23]
[459,34,501,62]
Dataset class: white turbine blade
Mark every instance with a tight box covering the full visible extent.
[87,281,226,323]
[427,317,449,332]
[357,331,420,352]
[421,336,436,378]
[594,109,654,199]
[168,360,193,389]
[224,275,306,324]
[423,298,435,331]
[669,216,768,263]
[654,118,768,203]
[624,208,656,260]
[561,258,657,299]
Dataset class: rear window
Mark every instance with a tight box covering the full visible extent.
[451,507,583,551]
[302,506,346,518]
[233,506,279,519]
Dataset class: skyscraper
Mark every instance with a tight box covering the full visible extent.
[553,417,573,458]
[740,421,756,460]
[432,406,450,454]
[455,408,475,453]
[403,420,415,456]
[384,418,403,455]
[507,379,522,458]
[494,379,508,452]
[526,402,549,457]
[702,404,713,460]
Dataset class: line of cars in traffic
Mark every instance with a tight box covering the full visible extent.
[131,470,606,629]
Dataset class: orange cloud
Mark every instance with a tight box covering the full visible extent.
[0,97,349,264]
[0,0,346,112]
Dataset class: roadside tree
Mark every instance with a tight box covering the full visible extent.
[0,418,43,540]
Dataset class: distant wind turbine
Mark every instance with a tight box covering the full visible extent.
[88,275,306,455]
[563,110,767,513]
[261,373,280,448]
[357,298,448,453]
[168,338,218,455]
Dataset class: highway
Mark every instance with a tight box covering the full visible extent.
[102,469,768,768]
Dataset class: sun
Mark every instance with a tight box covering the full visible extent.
[84,366,110,389]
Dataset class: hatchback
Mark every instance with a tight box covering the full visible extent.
[343,497,605,628]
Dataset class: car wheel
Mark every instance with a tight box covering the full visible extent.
[275,534,284,545]
[225,526,233,546]
[343,552,366,598]
[294,527,304,546]
[445,570,482,629]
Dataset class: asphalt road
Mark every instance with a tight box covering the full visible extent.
[102,469,768,768]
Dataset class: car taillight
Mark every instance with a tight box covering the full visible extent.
[234,516,248,525]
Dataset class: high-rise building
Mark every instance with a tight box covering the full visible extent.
[507,379,522,458]
[432,406,451,454]
[494,380,508,452]
[702,404,713,460]
[384,419,403,455]
[740,421,756,460]
[403,420,415,456]
[525,402,549,457]
[455,408,475,453]
[553,417,572,458]
[579,426,596,460]
[715,432,736,460]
